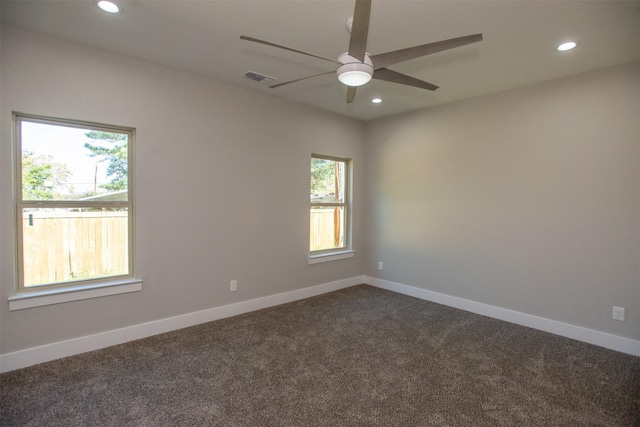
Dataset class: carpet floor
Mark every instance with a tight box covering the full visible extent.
[1,285,639,426]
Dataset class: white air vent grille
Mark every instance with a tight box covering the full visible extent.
[242,71,275,85]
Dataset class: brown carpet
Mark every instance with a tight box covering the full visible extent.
[1,285,639,426]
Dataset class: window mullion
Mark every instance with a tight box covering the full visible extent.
[311,203,346,208]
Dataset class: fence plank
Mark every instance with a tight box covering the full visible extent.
[22,211,128,287]
[24,209,337,286]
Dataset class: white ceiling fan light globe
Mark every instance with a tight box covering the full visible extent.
[337,52,374,87]
[338,69,373,86]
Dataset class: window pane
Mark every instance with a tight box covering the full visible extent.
[21,121,128,201]
[311,158,345,203]
[310,206,345,251]
[22,208,129,287]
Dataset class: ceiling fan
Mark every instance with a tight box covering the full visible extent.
[240,0,482,104]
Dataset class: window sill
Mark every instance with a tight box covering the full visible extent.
[308,250,355,264]
[8,278,143,311]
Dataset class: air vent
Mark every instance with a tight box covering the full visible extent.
[241,71,275,85]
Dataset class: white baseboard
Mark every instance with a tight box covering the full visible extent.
[0,276,364,373]
[365,276,640,357]
[3,275,637,373]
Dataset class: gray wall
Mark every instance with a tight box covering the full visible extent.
[364,61,640,340]
[0,26,365,354]
[2,24,638,357]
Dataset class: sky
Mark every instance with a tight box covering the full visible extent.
[21,121,123,196]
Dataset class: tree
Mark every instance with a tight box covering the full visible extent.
[22,151,71,200]
[311,158,336,195]
[84,131,128,191]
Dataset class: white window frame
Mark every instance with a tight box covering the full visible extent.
[309,154,354,264]
[9,113,141,310]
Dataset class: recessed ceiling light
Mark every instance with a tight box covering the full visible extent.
[557,41,577,52]
[97,1,119,13]
[371,98,382,104]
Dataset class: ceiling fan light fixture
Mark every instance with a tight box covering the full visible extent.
[338,69,373,86]
[337,52,374,87]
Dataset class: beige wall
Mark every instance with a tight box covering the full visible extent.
[364,61,640,340]
[2,24,638,357]
[0,25,365,354]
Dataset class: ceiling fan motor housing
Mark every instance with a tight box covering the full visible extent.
[337,52,374,87]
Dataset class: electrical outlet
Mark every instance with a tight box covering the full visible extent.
[378,261,383,271]
[612,306,625,321]
[230,280,237,292]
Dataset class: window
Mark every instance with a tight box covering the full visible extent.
[14,113,135,292]
[310,154,352,262]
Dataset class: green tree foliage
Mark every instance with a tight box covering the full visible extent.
[22,151,71,200]
[311,158,336,195]
[84,131,128,191]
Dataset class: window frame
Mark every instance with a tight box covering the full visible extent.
[309,153,353,262]
[13,112,136,293]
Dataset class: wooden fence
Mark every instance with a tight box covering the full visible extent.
[310,207,344,251]
[22,211,129,287]
[23,208,340,286]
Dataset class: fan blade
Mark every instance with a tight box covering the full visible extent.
[269,71,335,89]
[240,35,339,65]
[348,0,372,61]
[347,86,357,104]
[373,68,439,91]
[371,34,483,69]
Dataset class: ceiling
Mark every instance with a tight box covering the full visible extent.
[2,0,639,121]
